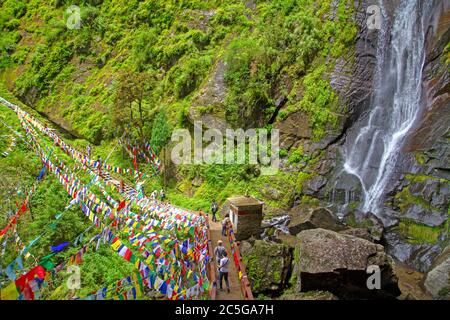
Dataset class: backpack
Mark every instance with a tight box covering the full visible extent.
[219,257,229,272]
[215,246,226,259]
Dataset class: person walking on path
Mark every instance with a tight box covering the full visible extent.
[222,214,230,237]
[97,156,102,174]
[218,251,230,293]
[86,144,91,158]
[160,188,166,202]
[120,179,124,193]
[210,199,218,222]
[214,240,226,266]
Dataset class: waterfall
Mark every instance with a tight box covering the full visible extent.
[343,0,433,214]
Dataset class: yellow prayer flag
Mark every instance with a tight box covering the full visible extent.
[111,239,122,251]
[0,282,19,300]
[132,274,142,297]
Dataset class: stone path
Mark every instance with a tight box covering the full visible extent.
[209,220,242,300]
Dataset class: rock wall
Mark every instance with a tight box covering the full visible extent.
[323,0,450,272]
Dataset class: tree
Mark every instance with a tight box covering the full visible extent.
[134,72,157,143]
[150,109,171,154]
[113,70,156,143]
[150,109,172,186]
[113,71,135,136]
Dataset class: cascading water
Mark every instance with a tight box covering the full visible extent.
[343,0,434,214]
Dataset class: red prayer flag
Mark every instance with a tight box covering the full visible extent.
[117,201,126,211]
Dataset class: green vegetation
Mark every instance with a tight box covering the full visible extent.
[0,0,359,213]
[443,42,450,65]
[398,219,442,245]
[0,90,139,299]
[0,0,364,299]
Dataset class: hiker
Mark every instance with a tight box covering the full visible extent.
[160,188,165,202]
[218,251,230,293]
[210,199,218,222]
[214,240,226,266]
[97,156,102,174]
[86,144,91,158]
[222,214,230,237]
[137,181,145,198]
[150,189,158,200]
[119,179,124,193]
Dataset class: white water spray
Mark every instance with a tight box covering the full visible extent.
[343,0,432,214]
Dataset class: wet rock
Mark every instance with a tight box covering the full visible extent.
[242,240,292,295]
[407,179,450,217]
[331,0,380,132]
[403,205,447,227]
[326,1,449,274]
[383,231,442,273]
[261,215,290,233]
[288,207,345,235]
[343,210,386,241]
[339,228,373,242]
[292,228,401,299]
[327,172,363,206]
[374,209,400,229]
[424,246,450,300]
[431,183,449,208]
[302,175,327,196]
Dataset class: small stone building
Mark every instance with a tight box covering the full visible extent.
[226,196,264,241]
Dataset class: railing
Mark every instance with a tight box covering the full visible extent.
[227,228,254,300]
[205,216,217,300]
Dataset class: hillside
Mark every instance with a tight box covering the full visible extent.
[0,0,449,301]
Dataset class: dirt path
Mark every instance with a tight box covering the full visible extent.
[209,220,242,300]
[394,263,433,300]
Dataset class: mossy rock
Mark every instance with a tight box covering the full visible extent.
[242,240,292,295]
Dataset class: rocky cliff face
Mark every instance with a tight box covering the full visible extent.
[184,0,449,276]
[302,0,450,273]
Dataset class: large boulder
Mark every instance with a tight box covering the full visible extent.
[424,246,450,300]
[288,207,345,235]
[241,240,292,295]
[343,210,389,241]
[339,227,373,242]
[292,228,401,299]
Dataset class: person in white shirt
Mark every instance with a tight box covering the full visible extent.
[218,251,230,293]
